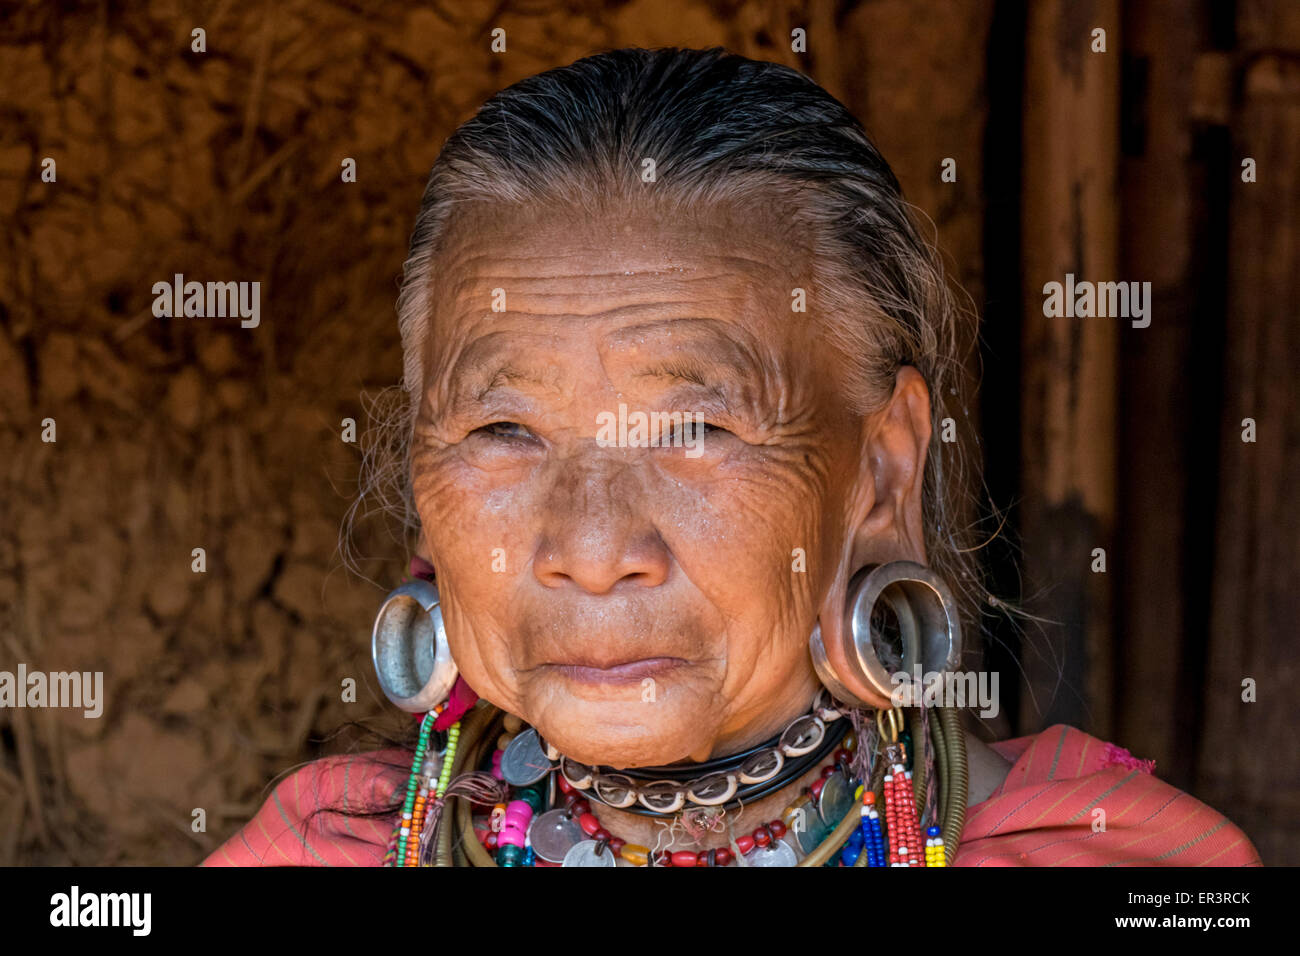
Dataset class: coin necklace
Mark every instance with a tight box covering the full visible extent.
[384,700,964,866]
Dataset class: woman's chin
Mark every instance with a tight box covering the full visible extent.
[527,695,719,769]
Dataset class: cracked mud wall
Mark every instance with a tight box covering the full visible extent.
[0,1,991,864]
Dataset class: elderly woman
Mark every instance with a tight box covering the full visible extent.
[204,48,1259,867]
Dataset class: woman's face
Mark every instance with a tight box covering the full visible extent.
[410,198,931,767]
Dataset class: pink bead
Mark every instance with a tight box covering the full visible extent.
[497,827,527,848]
[503,800,533,830]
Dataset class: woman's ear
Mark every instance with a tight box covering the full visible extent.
[812,365,933,709]
[847,365,931,570]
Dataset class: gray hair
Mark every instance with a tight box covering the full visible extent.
[354,47,994,652]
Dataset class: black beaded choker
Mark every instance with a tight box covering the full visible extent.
[538,690,852,816]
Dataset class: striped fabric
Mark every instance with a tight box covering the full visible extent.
[201,722,1261,866]
[202,750,408,867]
[953,724,1261,866]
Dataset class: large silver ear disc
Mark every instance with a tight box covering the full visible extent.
[810,560,963,710]
[371,578,458,713]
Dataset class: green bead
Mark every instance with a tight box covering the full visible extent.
[497,844,524,867]
[516,786,546,814]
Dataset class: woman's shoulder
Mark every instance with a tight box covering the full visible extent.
[200,749,410,867]
[953,723,1262,867]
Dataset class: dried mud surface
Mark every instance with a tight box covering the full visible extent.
[0,1,988,864]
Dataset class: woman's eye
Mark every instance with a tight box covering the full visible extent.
[476,421,533,441]
[667,420,726,442]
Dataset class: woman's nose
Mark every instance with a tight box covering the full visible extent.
[531,460,671,594]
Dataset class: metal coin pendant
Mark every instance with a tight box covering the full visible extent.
[500,728,552,786]
[817,769,853,826]
[562,839,617,867]
[744,837,798,867]
[793,806,831,854]
[528,809,584,863]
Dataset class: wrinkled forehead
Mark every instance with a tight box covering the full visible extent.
[420,198,824,378]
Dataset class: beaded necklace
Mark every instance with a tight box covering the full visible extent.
[383,699,964,867]
[521,729,857,867]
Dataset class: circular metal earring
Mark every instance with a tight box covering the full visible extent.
[371,577,459,712]
[808,560,963,710]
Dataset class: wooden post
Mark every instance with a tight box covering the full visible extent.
[1196,4,1300,865]
[1018,0,1121,737]
[1112,0,1215,791]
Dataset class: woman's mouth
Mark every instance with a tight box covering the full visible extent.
[542,657,688,684]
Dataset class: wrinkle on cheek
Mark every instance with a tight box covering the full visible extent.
[411,454,535,711]
[648,466,824,635]
[413,446,532,522]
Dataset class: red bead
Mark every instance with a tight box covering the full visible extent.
[810,778,826,798]
[770,820,787,839]
[821,765,837,778]
[672,851,698,868]
[578,812,601,836]
[593,828,611,842]
[702,849,716,867]
[834,748,851,763]
[485,832,498,850]
[653,850,672,866]
[571,798,590,815]
[736,834,754,854]
[715,847,733,866]
[753,826,771,848]
[609,837,626,857]
[557,775,575,794]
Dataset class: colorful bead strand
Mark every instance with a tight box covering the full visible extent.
[386,704,465,867]
[925,825,947,867]
[847,788,887,866]
[393,709,437,866]
[883,758,925,866]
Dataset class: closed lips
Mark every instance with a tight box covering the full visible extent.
[544,658,687,681]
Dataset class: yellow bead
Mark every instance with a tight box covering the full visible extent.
[620,844,649,866]
[782,799,812,830]
[503,713,523,733]
[497,732,516,750]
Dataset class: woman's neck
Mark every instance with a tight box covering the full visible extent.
[585,755,834,858]
[576,687,846,860]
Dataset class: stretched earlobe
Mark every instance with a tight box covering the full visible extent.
[809,561,963,710]
[372,577,459,712]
